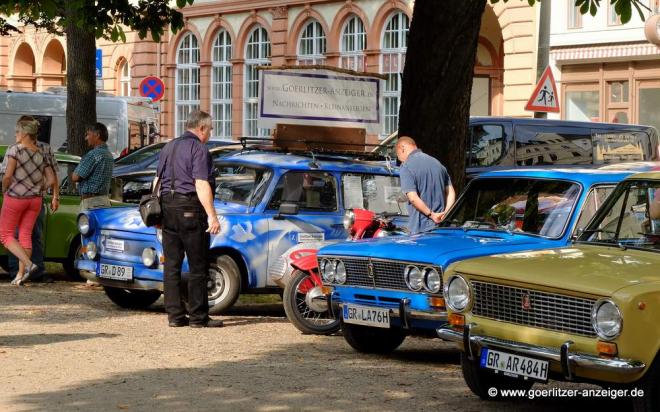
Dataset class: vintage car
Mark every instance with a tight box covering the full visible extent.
[0,146,83,277]
[76,150,405,311]
[438,171,660,412]
[316,165,659,354]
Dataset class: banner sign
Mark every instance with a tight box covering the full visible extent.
[258,69,383,134]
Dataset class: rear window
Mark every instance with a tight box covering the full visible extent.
[592,131,652,163]
[514,125,592,166]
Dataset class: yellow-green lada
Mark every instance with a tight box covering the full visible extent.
[438,171,660,412]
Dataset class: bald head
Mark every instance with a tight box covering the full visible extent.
[395,135,418,162]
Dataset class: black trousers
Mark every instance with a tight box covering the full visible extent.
[161,194,210,324]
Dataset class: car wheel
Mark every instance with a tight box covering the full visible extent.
[0,255,8,272]
[632,357,659,412]
[341,322,405,354]
[63,238,84,281]
[283,270,340,335]
[103,287,161,309]
[207,255,241,315]
[461,352,534,399]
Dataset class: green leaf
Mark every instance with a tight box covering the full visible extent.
[590,1,598,16]
[580,1,589,14]
[620,0,632,23]
[176,0,187,8]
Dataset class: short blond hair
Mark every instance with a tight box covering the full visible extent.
[16,116,39,141]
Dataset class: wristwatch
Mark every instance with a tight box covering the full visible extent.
[426,210,432,218]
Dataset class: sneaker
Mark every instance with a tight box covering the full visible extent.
[20,263,39,284]
[10,277,21,286]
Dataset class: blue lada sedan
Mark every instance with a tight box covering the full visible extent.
[316,164,659,354]
[76,150,405,311]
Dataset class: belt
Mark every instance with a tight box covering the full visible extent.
[81,193,104,199]
[163,192,198,199]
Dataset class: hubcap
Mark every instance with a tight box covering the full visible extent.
[305,286,328,313]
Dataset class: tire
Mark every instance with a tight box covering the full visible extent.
[104,287,161,309]
[63,237,84,281]
[0,255,8,272]
[461,352,534,399]
[632,358,659,412]
[342,322,406,354]
[207,255,241,315]
[283,270,340,335]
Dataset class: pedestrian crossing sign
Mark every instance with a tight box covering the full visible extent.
[525,66,560,113]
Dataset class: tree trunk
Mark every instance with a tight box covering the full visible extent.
[398,0,486,192]
[65,4,96,156]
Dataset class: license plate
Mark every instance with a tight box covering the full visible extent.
[342,304,390,328]
[99,264,133,281]
[480,348,549,382]
[105,239,125,252]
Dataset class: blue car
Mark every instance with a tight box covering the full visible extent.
[316,164,659,354]
[77,150,406,311]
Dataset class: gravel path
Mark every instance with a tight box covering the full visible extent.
[0,281,635,411]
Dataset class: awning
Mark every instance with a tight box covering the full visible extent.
[550,42,660,62]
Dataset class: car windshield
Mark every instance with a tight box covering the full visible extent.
[342,173,408,215]
[214,164,270,205]
[439,177,581,238]
[115,143,166,165]
[579,180,660,252]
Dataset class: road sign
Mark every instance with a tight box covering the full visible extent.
[139,76,165,102]
[525,66,559,113]
[95,49,103,78]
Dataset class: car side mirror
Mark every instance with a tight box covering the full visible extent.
[274,203,299,220]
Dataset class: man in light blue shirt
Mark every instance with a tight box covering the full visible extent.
[397,136,455,234]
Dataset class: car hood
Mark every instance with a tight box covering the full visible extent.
[455,244,660,297]
[89,202,250,233]
[317,229,556,266]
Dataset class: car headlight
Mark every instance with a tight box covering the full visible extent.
[141,248,157,267]
[85,241,97,260]
[423,267,442,294]
[405,265,423,291]
[78,214,91,235]
[444,275,471,312]
[335,260,347,284]
[591,299,622,340]
[321,259,335,283]
[156,228,163,244]
[343,209,355,230]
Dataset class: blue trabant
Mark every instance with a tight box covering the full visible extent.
[76,150,405,311]
[316,164,659,354]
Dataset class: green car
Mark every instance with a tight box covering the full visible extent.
[0,145,83,278]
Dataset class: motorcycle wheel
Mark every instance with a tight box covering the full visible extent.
[283,269,340,335]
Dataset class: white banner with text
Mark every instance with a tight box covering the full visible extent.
[257,69,383,134]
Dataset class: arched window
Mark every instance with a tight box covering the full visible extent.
[212,30,232,139]
[381,12,409,138]
[298,20,326,65]
[175,32,200,137]
[244,26,271,138]
[118,59,131,96]
[340,15,366,71]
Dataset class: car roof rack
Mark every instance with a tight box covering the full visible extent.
[237,137,392,163]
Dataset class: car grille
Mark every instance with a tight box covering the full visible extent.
[321,256,440,293]
[470,280,597,337]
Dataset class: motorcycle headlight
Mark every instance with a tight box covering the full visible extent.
[343,209,355,231]
[78,214,91,235]
[156,228,163,244]
[141,248,157,267]
[444,275,471,312]
[85,241,97,260]
[335,260,347,284]
[321,259,335,283]
[423,267,442,294]
[591,299,622,340]
[405,265,423,291]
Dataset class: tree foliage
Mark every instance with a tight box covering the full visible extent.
[492,0,650,24]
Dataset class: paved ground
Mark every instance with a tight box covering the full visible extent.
[0,277,638,412]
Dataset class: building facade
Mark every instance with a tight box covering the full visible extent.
[550,0,660,133]
[0,0,540,142]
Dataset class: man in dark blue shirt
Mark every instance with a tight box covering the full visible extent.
[154,110,222,328]
[396,136,456,234]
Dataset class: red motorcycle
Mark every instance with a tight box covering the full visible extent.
[282,208,405,335]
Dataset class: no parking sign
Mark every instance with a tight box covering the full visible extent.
[139,76,165,102]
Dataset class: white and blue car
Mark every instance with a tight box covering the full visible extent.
[76,150,406,312]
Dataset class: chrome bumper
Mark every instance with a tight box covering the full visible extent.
[437,324,645,377]
[329,294,446,329]
[80,270,163,292]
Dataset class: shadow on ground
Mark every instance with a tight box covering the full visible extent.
[0,333,119,348]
